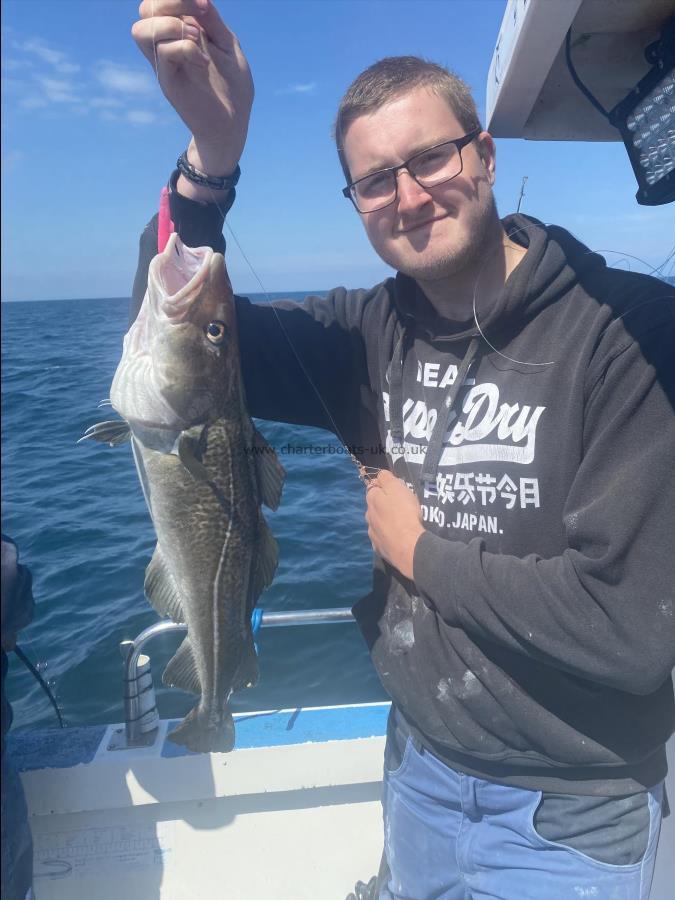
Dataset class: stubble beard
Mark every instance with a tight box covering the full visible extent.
[394,191,501,285]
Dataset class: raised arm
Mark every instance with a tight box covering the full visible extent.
[129,1,381,457]
[132,0,253,204]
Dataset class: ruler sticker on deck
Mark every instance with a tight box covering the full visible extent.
[33,824,172,880]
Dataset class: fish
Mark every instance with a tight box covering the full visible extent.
[81,233,285,752]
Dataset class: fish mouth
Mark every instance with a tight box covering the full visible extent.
[151,232,218,322]
[111,234,231,432]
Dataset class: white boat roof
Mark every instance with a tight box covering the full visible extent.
[486,0,674,141]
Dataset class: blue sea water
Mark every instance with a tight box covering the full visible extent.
[1,294,386,733]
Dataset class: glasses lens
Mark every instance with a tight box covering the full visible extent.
[409,142,461,186]
[352,170,396,212]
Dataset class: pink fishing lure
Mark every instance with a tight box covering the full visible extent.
[157,186,175,253]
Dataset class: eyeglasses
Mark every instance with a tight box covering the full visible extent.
[342,128,481,213]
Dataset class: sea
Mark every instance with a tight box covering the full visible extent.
[1,293,386,734]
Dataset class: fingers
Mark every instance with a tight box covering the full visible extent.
[138,0,208,20]
[132,15,206,66]
[137,0,240,54]
[157,38,211,73]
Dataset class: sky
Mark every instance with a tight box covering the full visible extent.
[2,0,674,301]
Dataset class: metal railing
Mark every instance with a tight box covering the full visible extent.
[119,608,355,747]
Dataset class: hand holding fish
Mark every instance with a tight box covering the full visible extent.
[365,471,425,582]
[133,0,253,192]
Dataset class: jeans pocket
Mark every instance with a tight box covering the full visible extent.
[383,708,415,778]
[528,788,656,870]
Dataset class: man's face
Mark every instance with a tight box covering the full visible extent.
[342,86,497,282]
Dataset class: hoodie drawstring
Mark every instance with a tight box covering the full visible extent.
[421,336,480,485]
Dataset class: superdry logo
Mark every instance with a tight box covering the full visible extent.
[383,382,546,466]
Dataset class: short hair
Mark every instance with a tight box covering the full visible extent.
[334,56,483,183]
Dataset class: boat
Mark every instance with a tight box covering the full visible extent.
[8,1,675,897]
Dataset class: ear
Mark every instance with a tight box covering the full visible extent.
[477,131,496,185]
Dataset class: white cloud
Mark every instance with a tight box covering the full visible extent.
[89,96,124,109]
[55,62,81,75]
[4,35,164,124]
[18,37,66,66]
[15,38,80,74]
[18,95,48,109]
[36,76,79,104]
[126,110,159,125]
[275,82,318,96]
[96,63,155,95]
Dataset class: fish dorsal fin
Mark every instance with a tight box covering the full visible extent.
[78,419,131,447]
[162,636,201,695]
[177,427,210,482]
[252,426,285,510]
[144,545,185,624]
[250,514,279,605]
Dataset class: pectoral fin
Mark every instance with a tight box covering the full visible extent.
[252,426,285,510]
[78,419,131,446]
[144,545,185,624]
[177,428,210,482]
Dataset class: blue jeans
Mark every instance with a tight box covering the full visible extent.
[380,713,664,900]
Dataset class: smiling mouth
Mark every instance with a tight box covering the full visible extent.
[398,214,450,234]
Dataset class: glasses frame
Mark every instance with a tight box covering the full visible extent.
[342,127,482,213]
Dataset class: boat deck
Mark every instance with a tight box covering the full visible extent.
[10,703,388,899]
[9,704,675,899]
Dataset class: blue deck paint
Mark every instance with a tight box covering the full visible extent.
[7,725,107,773]
[7,704,390,770]
[161,703,391,758]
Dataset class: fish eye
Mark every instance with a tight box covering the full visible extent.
[205,320,227,345]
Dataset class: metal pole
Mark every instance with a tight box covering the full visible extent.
[257,608,354,627]
[121,608,355,745]
[516,175,528,213]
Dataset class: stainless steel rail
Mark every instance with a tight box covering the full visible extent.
[120,608,355,746]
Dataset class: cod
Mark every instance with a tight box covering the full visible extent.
[83,233,284,753]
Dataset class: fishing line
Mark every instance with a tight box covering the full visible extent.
[472,229,675,369]
[221,211,381,483]
[13,645,65,729]
[589,247,675,280]
[472,220,556,367]
[650,245,675,277]
[577,246,675,343]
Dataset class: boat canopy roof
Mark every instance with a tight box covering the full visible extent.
[486,0,673,141]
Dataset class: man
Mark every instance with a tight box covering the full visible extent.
[133,2,675,898]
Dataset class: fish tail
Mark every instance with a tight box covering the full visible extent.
[167,704,235,753]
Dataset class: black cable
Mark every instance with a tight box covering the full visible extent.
[565,29,609,119]
[13,644,65,729]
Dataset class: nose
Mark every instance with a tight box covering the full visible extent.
[395,169,433,214]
